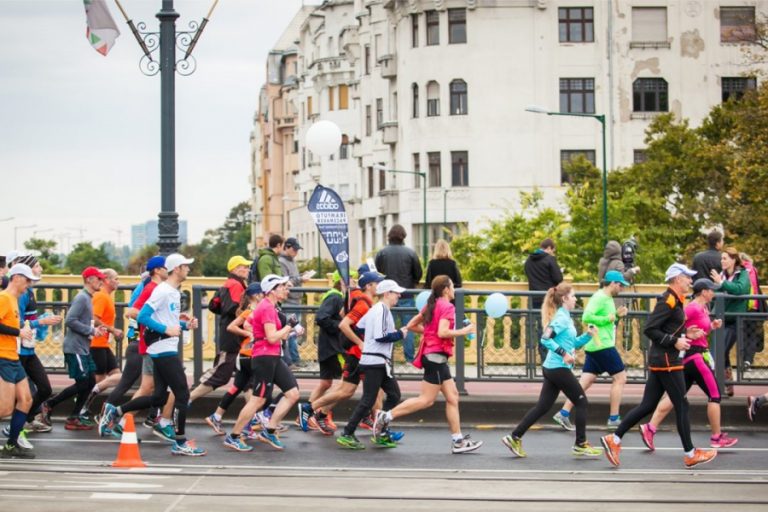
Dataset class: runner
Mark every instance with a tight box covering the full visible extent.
[501,283,602,458]
[553,270,629,431]
[223,274,302,452]
[601,263,718,469]
[372,275,481,453]
[0,264,39,458]
[205,282,263,434]
[642,278,738,449]
[336,279,405,450]
[41,267,107,430]
[747,392,768,421]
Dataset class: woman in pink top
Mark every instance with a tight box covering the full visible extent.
[643,278,738,449]
[373,275,482,454]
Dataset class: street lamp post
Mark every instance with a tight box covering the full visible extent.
[526,105,608,245]
[374,164,428,263]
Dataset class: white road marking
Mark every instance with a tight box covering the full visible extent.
[45,481,163,489]
[30,438,162,444]
[91,492,152,500]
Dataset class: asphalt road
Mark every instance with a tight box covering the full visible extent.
[0,422,767,511]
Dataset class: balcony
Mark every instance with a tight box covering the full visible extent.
[379,53,396,79]
[381,121,398,145]
[276,116,296,129]
[379,188,400,214]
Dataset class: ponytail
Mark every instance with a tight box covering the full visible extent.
[423,275,452,325]
[541,283,573,327]
[235,292,250,317]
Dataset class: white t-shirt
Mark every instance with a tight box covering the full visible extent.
[145,281,181,356]
[358,302,397,366]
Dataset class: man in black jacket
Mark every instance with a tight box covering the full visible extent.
[692,230,723,280]
[524,238,563,308]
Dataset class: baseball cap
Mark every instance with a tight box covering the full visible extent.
[693,278,720,294]
[261,274,290,293]
[166,253,194,272]
[284,237,302,250]
[8,264,41,281]
[146,256,166,272]
[376,279,406,295]
[357,263,370,274]
[227,255,253,272]
[245,282,263,296]
[665,262,697,282]
[604,270,630,287]
[82,266,106,280]
[358,271,384,288]
[332,269,359,283]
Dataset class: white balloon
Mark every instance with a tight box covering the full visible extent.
[305,120,342,157]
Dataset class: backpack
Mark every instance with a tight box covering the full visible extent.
[247,255,261,285]
[207,287,225,315]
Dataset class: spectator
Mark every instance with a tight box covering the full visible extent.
[375,224,423,362]
[524,238,563,309]
[256,234,284,280]
[598,240,640,284]
[279,237,312,368]
[424,239,462,289]
[692,230,723,280]
[739,252,765,370]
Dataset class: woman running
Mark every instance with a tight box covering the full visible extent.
[372,275,481,453]
[502,283,601,458]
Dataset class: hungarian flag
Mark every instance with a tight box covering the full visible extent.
[84,0,120,56]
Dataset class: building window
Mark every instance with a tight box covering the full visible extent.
[364,44,371,74]
[722,76,757,102]
[633,149,647,164]
[365,105,372,136]
[449,79,468,115]
[413,153,421,188]
[411,13,419,47]
[451,151,468,187]
[558,7,593,43]
[340,134,349,160]
[632,7,667,43]
[560,78,595,114]
[375,34,383,61]
[367,166,374,198]
[560,150,596,184]
[376,98,383,128]
[307,96,313,116]
[448,9,466,44]
[426,81,440,116]
[426,10,439,46]
[339,84,349,110]
[379,166,386,192]
[412,83,419,118]
[328,86,335,111]
[428,151,441,187]
[721,7,756,43]
[633,78,668,112]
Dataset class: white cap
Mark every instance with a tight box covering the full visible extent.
[165,253,194,272]
[376,279,406,295]
[665,262,696,282]
[261,274,290,293]
[6,250,29,265]
[8,263,40,281]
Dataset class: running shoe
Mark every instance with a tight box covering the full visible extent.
[257,429,284,450]
[297,403,311,432]
[0,443,35,459]
[26,419,52,433]
[306,416,321,432]
[710,433,738,448]
[39,402,52,427]
[315,416,335,436]
[371,433,397,448]
[684,448,717,469]
[336,434,365,450]
[373,410,390,441]
[600,435,621,467]
[359,414,375,431]
[386,429,405,442]
[606,417,622,430]
[275,423,289,434]
[1,426,8,437]
[223,434,253,452]
[110,423,123,439]
[572,442,603,457]
[153,423,177,443]
[452,434,483,454]
[79,412,97,427]
[143,414,159,429]
[501,434,526,457]
[64,417,93,431]
[553,411,575,431]
[747,396,759,422]
[252,411,269,429]
[98,403,117,438]
[639,423,656,451]
[14,430,33,450]
[205,414,225,436]
[171,440,206,457]
[325,412,337,431]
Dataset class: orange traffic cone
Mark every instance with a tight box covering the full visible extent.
[112,413,146,468]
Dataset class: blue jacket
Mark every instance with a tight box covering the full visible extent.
[541,307,591,369]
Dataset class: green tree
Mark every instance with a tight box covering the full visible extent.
[194,201,252,276]
[24,238,66,274]
[66,242,123,274]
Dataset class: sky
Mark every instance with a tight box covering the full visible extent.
[0,0,320,254]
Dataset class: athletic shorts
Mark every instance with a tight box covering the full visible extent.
[583,347,625,376]
[198,351,237,389]
[250,356,298,398]
[142,354,154,376]
[319,355,343,381]
[0,359,26,384]
[341,353,362,385]
[90,347,118,375]
[421,356,453,385]
[64,353,96,381]
[683,353,721,403]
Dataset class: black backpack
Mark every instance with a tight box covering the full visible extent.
[247,256,261,285]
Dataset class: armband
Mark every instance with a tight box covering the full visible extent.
[554,347,567,357]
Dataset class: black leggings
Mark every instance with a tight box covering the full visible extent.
[20,354,52,421]
[218,356,253,412]
[106,342,142,405]
[47,374,95,418]
[150,355,190,440]
[343,365,400,436]
[616,370,693,452]
[513,367,588,445]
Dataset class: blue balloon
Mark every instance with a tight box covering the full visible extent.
[415,291,431,312]
[485,292,508,319]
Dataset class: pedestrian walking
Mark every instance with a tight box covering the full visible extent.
[423,239,462,289]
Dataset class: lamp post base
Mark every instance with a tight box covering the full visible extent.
[157,211,180,255]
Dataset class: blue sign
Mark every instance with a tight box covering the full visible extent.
[307,185,350,286]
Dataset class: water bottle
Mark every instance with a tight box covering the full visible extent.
[463,318,475,341]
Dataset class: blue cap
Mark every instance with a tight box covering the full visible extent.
[604,270,630,286]
[358,271,384,288]
[146,256,166,271]
[246,282,263,296]
[357,263,370,274]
